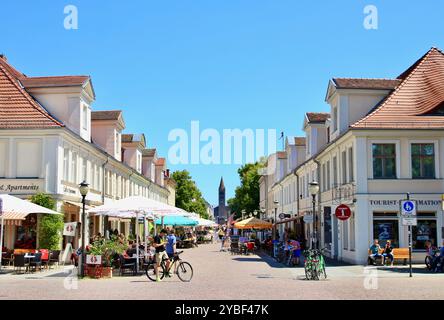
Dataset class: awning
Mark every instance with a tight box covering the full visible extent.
[274,217,300,226]
[64,201,94,211]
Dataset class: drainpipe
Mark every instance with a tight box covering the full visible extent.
[101,156,109,237]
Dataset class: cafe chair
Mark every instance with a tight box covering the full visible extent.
[29,252,43,272]
[49,250,61,268]
[119,255,136,276]
[13,254,29,274]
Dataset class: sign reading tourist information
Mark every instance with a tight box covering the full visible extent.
[401,200,417,226]
[335,204,351,221]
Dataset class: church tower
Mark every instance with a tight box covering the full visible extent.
[218,177,226,219]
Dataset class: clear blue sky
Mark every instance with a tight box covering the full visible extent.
[1,1,444,206]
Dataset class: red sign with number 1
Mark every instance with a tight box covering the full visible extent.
[335,204,351,221]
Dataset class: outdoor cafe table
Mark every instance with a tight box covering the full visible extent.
[24,254,35,273]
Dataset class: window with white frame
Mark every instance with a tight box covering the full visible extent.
[343,218,348,250]
[332,156,338,186]
[63,148,69,181]
[326,160,330,190]
[341,151,347,184]
[348,147,354,182]
[81,157,87,182]
[70,152,77,183]
[411,143,435,179]
[372,144,396,179]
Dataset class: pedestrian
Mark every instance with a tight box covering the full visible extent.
[368,239,382,265]
[166,229,177,259]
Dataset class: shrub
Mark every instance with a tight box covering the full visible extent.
[30,193,63,250]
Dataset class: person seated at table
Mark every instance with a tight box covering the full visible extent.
[126,241,137,257]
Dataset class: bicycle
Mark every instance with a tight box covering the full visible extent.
[145,250,193,282]
[303,248,327,280]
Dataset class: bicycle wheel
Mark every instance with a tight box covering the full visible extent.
[176,261,193,282]
[145,263,165,281]
[425,256,433,271]
[304,263,312,280]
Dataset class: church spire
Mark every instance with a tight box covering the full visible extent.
[219,177,225,191]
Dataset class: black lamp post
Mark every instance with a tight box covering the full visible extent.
[79,181,89,278]
[308,181,320,249]
[273,200,279,241]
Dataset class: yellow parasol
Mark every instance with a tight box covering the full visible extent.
[234,217,272,230]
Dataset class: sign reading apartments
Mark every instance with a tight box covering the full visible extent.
[0,179,44,194]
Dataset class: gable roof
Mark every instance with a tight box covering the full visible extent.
[306,112,330,123]
[142,148,157,157]
[0,59,63,129]
[91,110,122,121]
[20,76,90,88]
[294,137,306,146]
[352,47,444,129]
[332,78,401,90]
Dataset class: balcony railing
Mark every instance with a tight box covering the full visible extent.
[332,182,356,204]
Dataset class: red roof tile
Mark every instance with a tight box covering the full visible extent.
[156,158,166,166]
[352,48,444,129]
[306,112,330,123]
[333,78,401,90]
[91,110,122,121]
[20,76,89,88]
[0,63,63,129]
[294,137,306,146]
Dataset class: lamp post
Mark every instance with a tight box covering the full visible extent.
[273,200,279,241]
[79,181,89,278]
[308,181,320,249]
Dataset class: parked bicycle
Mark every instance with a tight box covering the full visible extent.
[145,250,193,282]
[303,248,327,280]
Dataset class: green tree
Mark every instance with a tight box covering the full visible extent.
[30,193,63,250]
[228,161,263,219]
[171,170,209,219]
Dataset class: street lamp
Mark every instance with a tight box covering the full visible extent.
[79,181,89,278]
[308,181,320,249]
[273,200,279,241]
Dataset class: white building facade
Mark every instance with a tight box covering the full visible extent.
[0,55,173,250]
[260,48,444,264]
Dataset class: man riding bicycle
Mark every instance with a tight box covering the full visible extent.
[153,229,171,282]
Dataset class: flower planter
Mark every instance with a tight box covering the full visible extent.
[85,265,113,279]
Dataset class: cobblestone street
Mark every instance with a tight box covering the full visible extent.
[1,243,443,300]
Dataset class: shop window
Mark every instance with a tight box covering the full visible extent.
[372,144,396,179]
[373,219,399,248]
[411,143,435,179]
[412,219,437,250]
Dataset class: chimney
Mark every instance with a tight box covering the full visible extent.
[0,54,6,61]
[165,169,170,178]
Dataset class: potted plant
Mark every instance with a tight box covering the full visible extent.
[87,239,126,278]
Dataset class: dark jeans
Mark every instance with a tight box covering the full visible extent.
[382,253,394,264]
[431,256,444,272]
